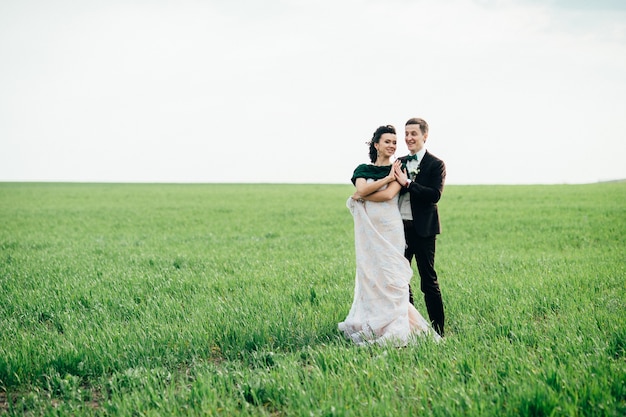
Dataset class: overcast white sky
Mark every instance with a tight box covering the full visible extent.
[1,0,625,184]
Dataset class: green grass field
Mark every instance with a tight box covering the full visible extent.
[1,182,624,416]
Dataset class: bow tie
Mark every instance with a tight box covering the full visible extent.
[405,154,418,161]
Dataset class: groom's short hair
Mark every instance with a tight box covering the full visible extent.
[406,118,429,135]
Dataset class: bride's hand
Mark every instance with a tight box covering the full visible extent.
[387,160,401,183]
[351,192,363,201]
[394,161,408,184]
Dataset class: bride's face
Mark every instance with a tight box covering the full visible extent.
[375,133,397,158]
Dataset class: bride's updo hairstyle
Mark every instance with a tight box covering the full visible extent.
[368,124,396,163]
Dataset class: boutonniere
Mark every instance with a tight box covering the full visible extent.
[409,167,420,179]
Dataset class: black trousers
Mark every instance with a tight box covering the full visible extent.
[403,221,445,337]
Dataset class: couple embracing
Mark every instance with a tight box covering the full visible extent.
[338,118,445,347]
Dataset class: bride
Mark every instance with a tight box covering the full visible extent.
[338,124,440,346]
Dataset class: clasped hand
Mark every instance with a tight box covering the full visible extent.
[352,160,408,201]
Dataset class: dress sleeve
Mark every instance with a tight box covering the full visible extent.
[351,164,369,185]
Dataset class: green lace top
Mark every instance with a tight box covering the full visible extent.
[351,164,392,185]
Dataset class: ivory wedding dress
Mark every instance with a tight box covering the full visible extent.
[339,182,440,346]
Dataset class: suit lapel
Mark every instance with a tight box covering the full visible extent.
[399,154,410,172]
[419,151,432,170]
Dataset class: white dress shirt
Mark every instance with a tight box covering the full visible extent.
[399,148,426,220]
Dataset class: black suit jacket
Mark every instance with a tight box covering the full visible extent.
[399,151,446,237]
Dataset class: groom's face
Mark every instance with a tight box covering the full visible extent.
[405,124,427,154]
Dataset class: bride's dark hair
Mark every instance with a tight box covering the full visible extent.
[368,125,396,163]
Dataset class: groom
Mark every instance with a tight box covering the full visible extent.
[394,117,446,337]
